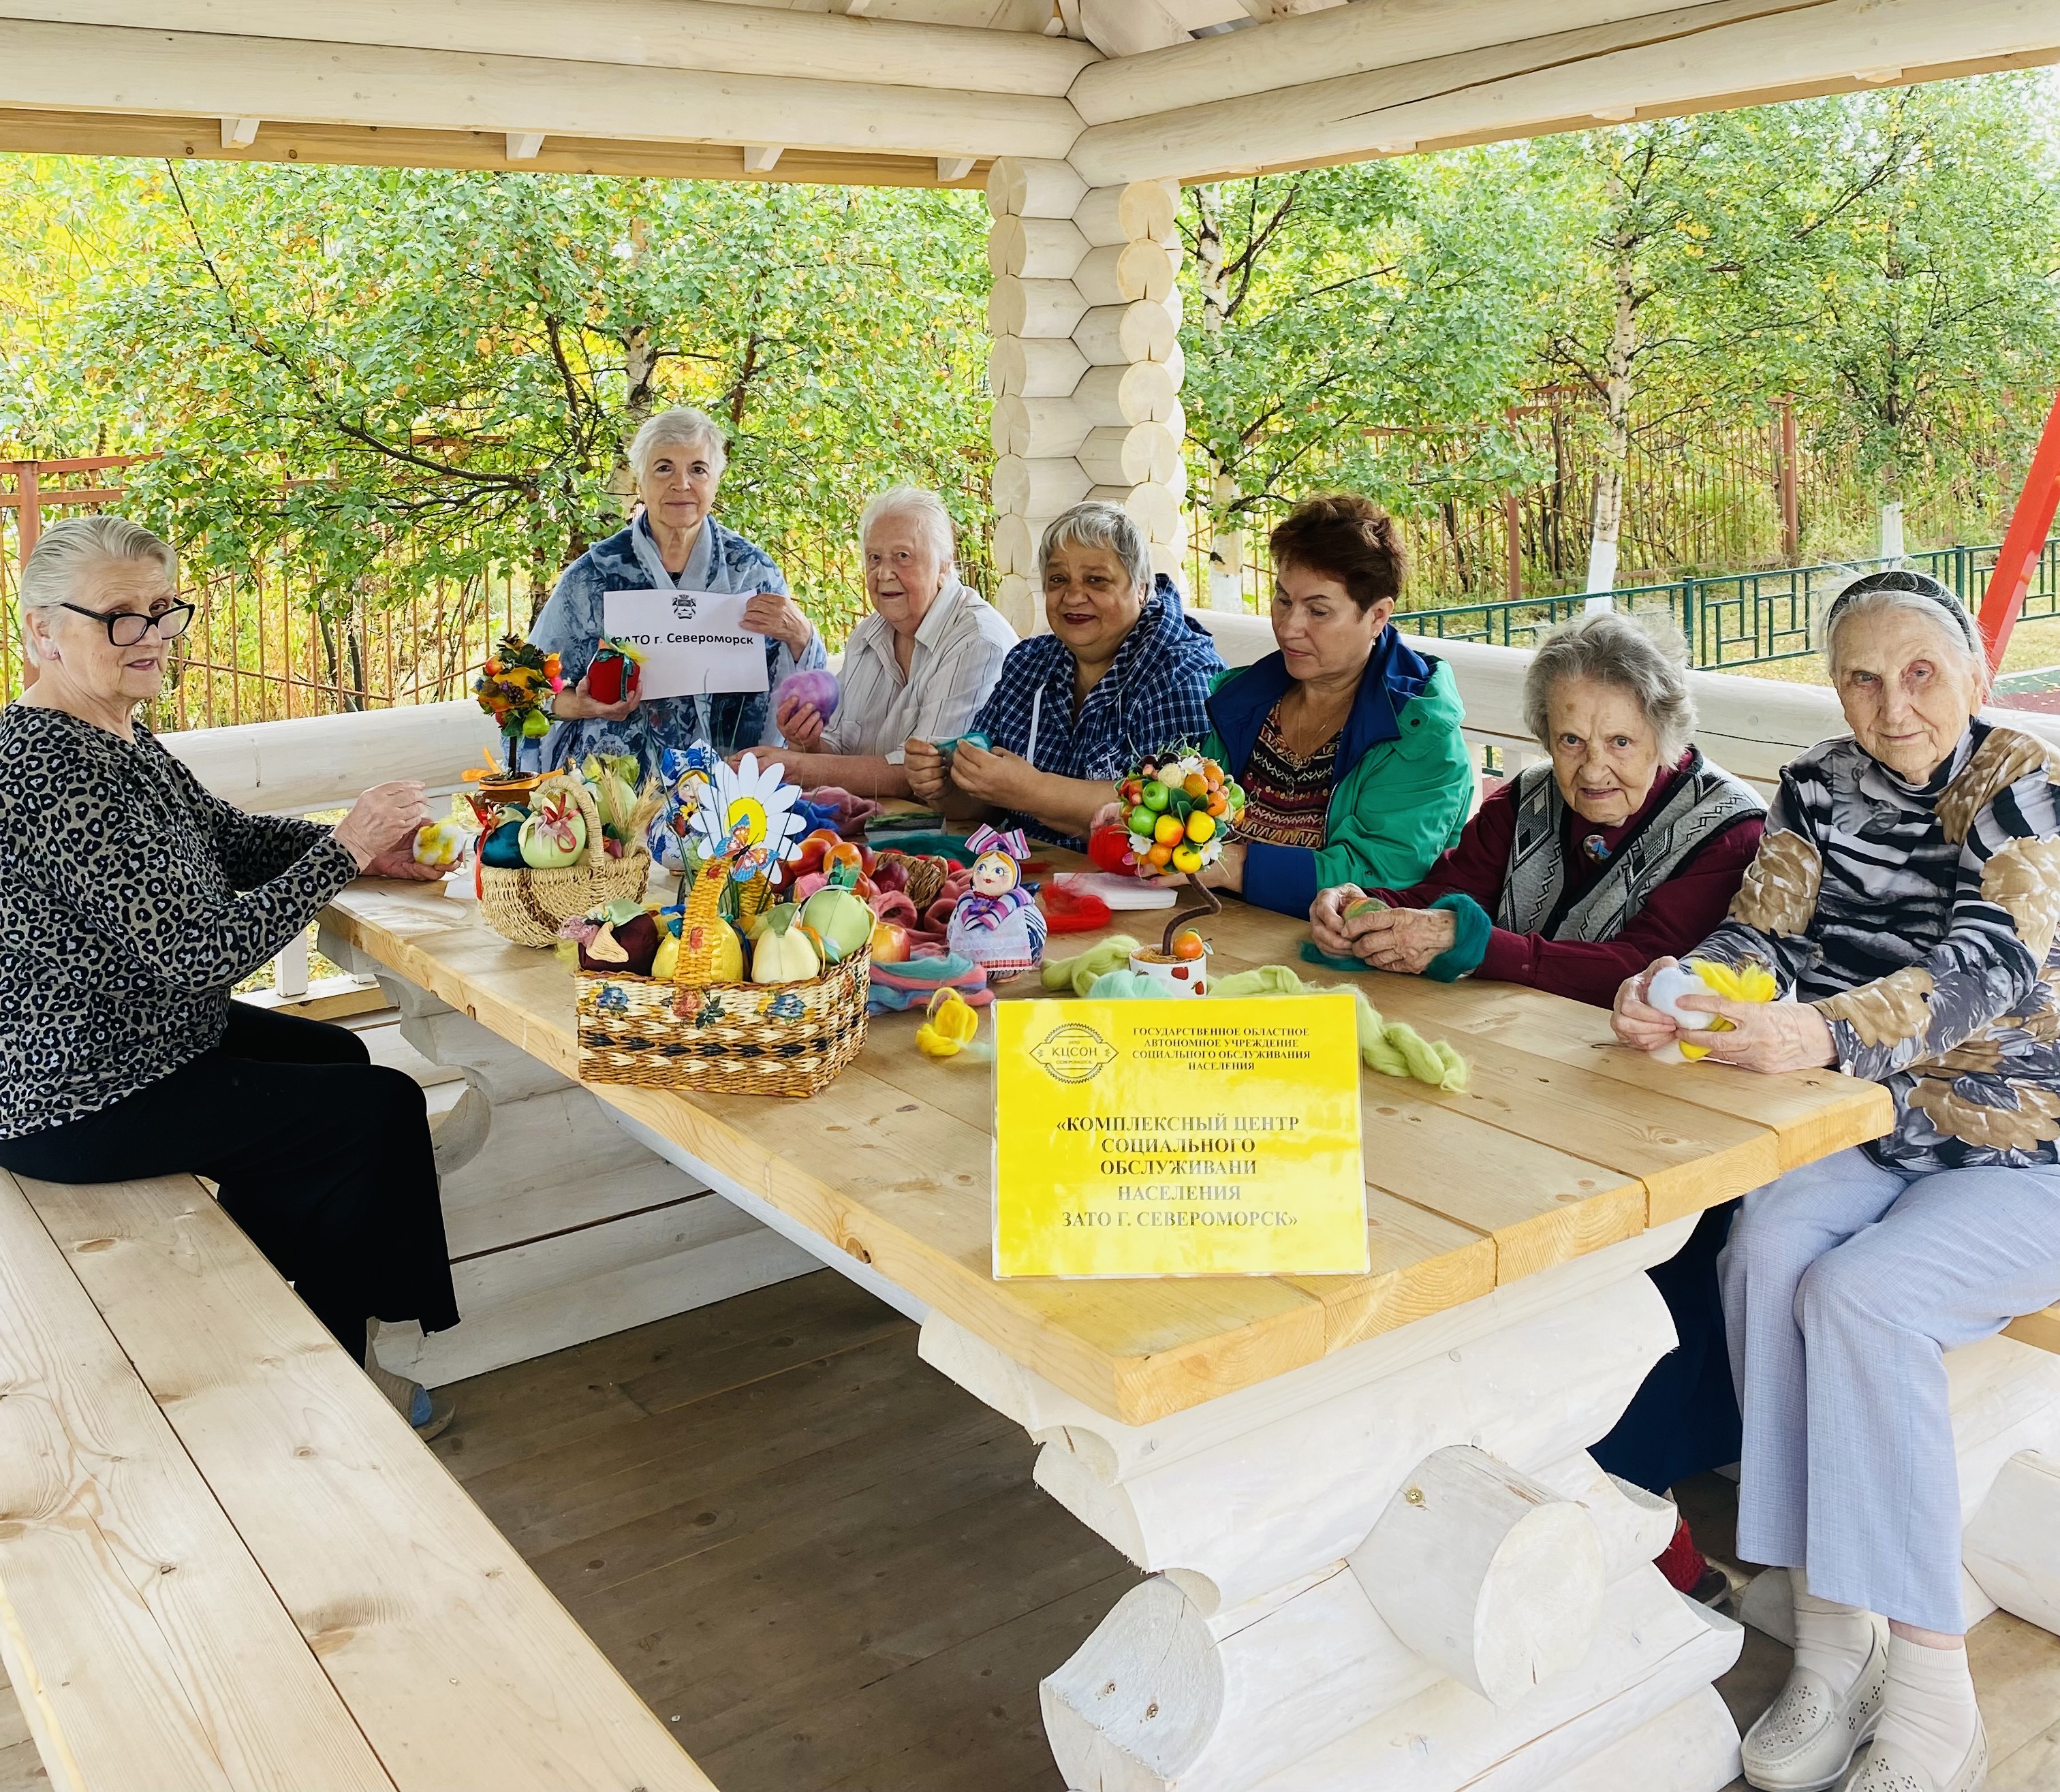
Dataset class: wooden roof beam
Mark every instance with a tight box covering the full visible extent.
[0,0,1099,97]
[1069,0,1716,124]
[0,18,1081,161]
[1067,0,2060,184]
[0,106,995,187]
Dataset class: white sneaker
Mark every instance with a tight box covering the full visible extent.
[1742,1623,1888,1791]
[1844,1723,1988,1792]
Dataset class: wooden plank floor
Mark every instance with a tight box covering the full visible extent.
[422,1269,1138,1792]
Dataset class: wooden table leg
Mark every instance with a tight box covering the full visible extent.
[921,1220,1747,1792]
[320,938,817,1385]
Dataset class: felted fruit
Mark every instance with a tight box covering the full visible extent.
[801,881,874,962]
[1153,813,1185,847]
[518,793,587,868]
[580,910,659,976]
[775,667,841,723]
[1146,842,1174,867]
[1345,895,1387,919]
[1127,804,1157,837]
[1140,779,1170,812]
[1186,811,1216,844]
[1171,843,1203,874]
[411,819,471,868]
[1172,929,1205,960]
[1183,773,1208,799]
[869,918,912,964]
[751,907,820,984]
[480,819,527,867]
[521,710,550,738]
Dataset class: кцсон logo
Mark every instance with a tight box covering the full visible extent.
[670,593,700,620]
[1029,1022,1119,1084]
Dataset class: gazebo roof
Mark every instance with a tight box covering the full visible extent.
[0,0,2054,189]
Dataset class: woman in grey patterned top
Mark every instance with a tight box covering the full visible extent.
[1613,571,2060,1792]
[0,516,461,1438]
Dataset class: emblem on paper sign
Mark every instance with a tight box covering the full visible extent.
[1029,1022,1118,1084]
[670,593,700,621]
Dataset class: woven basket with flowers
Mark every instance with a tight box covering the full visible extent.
[575,753,869,1097]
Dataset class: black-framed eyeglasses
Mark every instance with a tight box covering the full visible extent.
[61,601,196,647]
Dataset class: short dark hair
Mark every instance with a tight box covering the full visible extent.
[1268,493,1408,612]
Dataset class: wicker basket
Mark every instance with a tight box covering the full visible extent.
[578,949,871,1097]
[479,771,652,948]
[575,847,870,1097]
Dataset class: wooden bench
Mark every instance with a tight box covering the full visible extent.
[0,1168,711,1792]
[2008,1306,2060,1355]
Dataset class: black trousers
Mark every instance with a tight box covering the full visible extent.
[1591,1199,1744,1496]
[0,1003,459,1352]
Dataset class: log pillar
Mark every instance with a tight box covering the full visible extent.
[987,157,1187,635]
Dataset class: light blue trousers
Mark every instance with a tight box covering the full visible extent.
[1721,1146,2060,1633]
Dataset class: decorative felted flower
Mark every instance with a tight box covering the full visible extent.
[689,752,809,881]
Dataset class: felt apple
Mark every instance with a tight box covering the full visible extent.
[869,917,911,964]
[800,878,873,962]
[518,791,587,868]
[481,819,527,867]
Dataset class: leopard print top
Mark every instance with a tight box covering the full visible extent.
[0,704,357,1139]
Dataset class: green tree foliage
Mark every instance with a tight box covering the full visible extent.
[3,161,991,634]
[1178,155,1559,598]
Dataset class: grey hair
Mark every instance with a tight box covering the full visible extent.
[1038,501,1151,592]
[18,515,178,663]
[859,484,956,574]
[1523,610,1697,764]
[627,406,728,488]
[1820,568,1986,687]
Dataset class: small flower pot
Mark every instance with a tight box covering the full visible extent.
[1128,943,1211,997]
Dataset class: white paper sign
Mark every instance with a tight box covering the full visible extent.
[602,589,770,699]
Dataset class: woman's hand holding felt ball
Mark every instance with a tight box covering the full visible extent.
[337,781,431,872]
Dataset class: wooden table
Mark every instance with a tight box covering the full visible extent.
[323,868,1893,1792]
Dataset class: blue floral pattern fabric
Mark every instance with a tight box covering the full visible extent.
[526,515,826,779]
[966,576,1225,849]
[1694,723,2060,1170]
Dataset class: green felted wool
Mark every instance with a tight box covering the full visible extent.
[1044,936,1141,996]
[1299,940,1369,974]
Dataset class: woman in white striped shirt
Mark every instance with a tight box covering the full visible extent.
[770,486,1016,798]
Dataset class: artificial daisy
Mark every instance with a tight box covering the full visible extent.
[689,753,808,881]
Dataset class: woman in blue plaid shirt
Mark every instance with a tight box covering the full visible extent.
[904,504,1224,849]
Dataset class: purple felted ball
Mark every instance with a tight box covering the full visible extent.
[776,668,839,723]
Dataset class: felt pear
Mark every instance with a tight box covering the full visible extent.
[751,906,820,984]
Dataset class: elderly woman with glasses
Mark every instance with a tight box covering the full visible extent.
[1614,569,2060,1792]
[0,516,461,1438]
[527,405,828,774]
[765,485,1016,798]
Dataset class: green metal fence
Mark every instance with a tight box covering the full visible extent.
[1396,537,2060,668]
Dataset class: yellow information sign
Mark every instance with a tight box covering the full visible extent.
[993,995,1368,1278]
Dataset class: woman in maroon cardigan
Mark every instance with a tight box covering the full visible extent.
[1313,610,1766,1602]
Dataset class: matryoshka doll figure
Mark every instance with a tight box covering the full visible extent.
[946,825,1047,983]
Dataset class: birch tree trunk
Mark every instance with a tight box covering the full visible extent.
[1584,208,1638,610]
[1194,183,1245,612]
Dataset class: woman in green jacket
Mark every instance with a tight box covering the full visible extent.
[1184,493,1473,917]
